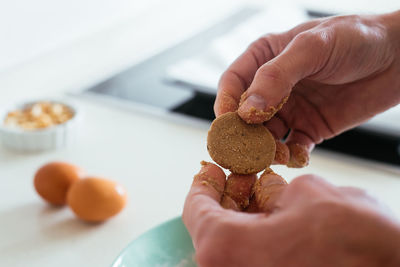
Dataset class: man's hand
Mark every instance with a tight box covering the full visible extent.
[183,163,400,267]
[215,12,400,153]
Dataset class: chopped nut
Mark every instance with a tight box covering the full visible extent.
[3,102,74,130]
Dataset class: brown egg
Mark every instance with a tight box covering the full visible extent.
[67,177,127,222]
[34,162,84,205]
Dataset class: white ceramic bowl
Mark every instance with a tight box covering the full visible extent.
[0,100,82,152]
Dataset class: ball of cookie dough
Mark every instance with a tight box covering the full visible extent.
[207,112,276,174]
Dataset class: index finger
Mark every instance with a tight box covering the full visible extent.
[214,37,275,117]
[182,161,226,236]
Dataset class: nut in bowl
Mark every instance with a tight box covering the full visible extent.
[0,100,82,152]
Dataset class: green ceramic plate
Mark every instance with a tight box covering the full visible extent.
[112,217,196,267]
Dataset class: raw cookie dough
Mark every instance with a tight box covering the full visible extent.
[207,112,276,174]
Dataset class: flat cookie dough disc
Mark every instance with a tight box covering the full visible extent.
[207,112,276,174]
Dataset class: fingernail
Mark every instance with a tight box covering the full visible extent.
[220,194,240,211]
[238,94,268,124]
[273,140,290,165]
[287,143,310,168]
[239,94,266,111]
[198,161,210,175]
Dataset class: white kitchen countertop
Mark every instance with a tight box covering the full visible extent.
[1,0,400,266]
[1,96,399,266]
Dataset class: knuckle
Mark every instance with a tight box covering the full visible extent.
[251,34,283,58]
[248,36,271,51]
[246,38,272,68]
[332,14,361,24]
[323,15,345,25]
[218,70,231,84]
[261,33,286,55]
[322,15,361,35]
[293,30,331,50]
[292,31,312,44]
[256,62,286,85]
[256,60,295,91]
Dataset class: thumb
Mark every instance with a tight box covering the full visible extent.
[238,30,332,123]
